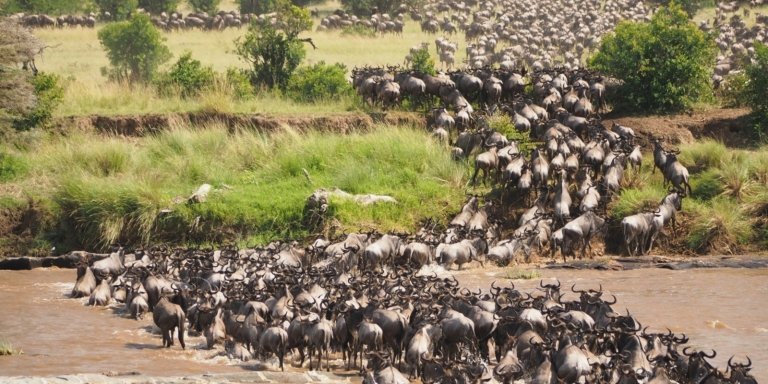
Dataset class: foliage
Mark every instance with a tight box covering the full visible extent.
[1,0,92,15]
[223,67,255,100]
[0,151,27,182]
[715,72,749,108]
[286,61,351,102]
[657,0,711,17]
[98,14,171,83]
[687,197,753,254]
[138,0,178,14]
[743,43,768,134]
[188,0,219,14]
[0,19,44,121]
[589,3,716,113]
[155,52,215,98]
[340,0,408,17]
[13,72,64,130]
[94,0,137,21]
[410,47,436,76]
[235,3,312,90]
[238,0,278,14]
[486,113,534,151]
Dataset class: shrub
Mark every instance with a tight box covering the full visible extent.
[155,52,215,98]
[486,113,534,151]
[13,72,64,130]
[743,43,768,135]
[98,14,171,83]
[690,169,722,201]
[238,0,278,14]
[138,0,178,14]
[410,47,436,76]
[223,67,255,99]
[94,0,138,21]
[716,72,749,108]
[235,3,312,90]
[188,0,220,14]
[340,0,408,17]
[679,139,727,172]
[286,61,352,102]
[589,3,716,113]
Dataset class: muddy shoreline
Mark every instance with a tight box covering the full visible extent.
[2,252,765,271]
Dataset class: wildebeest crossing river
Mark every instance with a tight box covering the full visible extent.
[0,267,765,382]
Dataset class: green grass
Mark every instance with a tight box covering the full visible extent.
[32,2,460,117]
[1,123,466,251]
[679,139,728,172]
[687,197,753,254]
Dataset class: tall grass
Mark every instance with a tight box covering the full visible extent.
[0,340,20,355]
[679,139,728,172]
[5,124,466,250]
[687,197,753,254]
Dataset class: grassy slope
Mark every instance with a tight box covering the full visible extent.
[610,140,768,255]
[0,124,467,253]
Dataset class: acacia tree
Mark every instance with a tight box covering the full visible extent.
[235,2,312,90]
[589,3,716,113]
[98,14,171,83]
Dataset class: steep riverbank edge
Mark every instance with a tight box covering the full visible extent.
[0,371,357,384]
[1,252,766,271]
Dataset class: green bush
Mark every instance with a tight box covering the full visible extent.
[13,72,64,131]
[744,43,768,135]
[687,197,753,254]
[94,0,137,21]
[690,169,722,201]
[410,47,436,76]
[589,3,716,113]
[155,52,215,98]
[188,0,219,14]
[486,113,534,151]
[138,0,178,14]
[98,14,171,83]
[716,72,749,108]
[239,0,278,14]
[224,67,255,99]
[235,4,312,90]
[340,0,407,17]
[286,61,352,103]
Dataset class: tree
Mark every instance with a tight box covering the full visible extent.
[0,19,43,121]
[94,0,138,21]
[98,14,171,83]
[743,43,768,134]
[410,47,436,76]
[589,3,716,113]
[340,0,412,17]
[235,2,312,90]
[238,0,278,14]
[138,0,178,14]
[188,0,220,14]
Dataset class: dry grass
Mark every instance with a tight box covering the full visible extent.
[33,0,463,117]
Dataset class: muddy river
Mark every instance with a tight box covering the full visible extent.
[0,267,766,381]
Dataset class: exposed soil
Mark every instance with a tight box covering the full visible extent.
[52,111,426,137]
[603,107,755,148]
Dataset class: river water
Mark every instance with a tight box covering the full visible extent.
[0,267,765,381]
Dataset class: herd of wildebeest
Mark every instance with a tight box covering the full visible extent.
[15,0,760,382]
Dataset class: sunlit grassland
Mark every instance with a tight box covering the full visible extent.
[0,124,467,252]
[33,0,464,117]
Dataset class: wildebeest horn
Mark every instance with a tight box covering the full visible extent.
[683,346,694,356]
[703,349,716,359]
[571,284,586,294]
[604,294,617,305]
